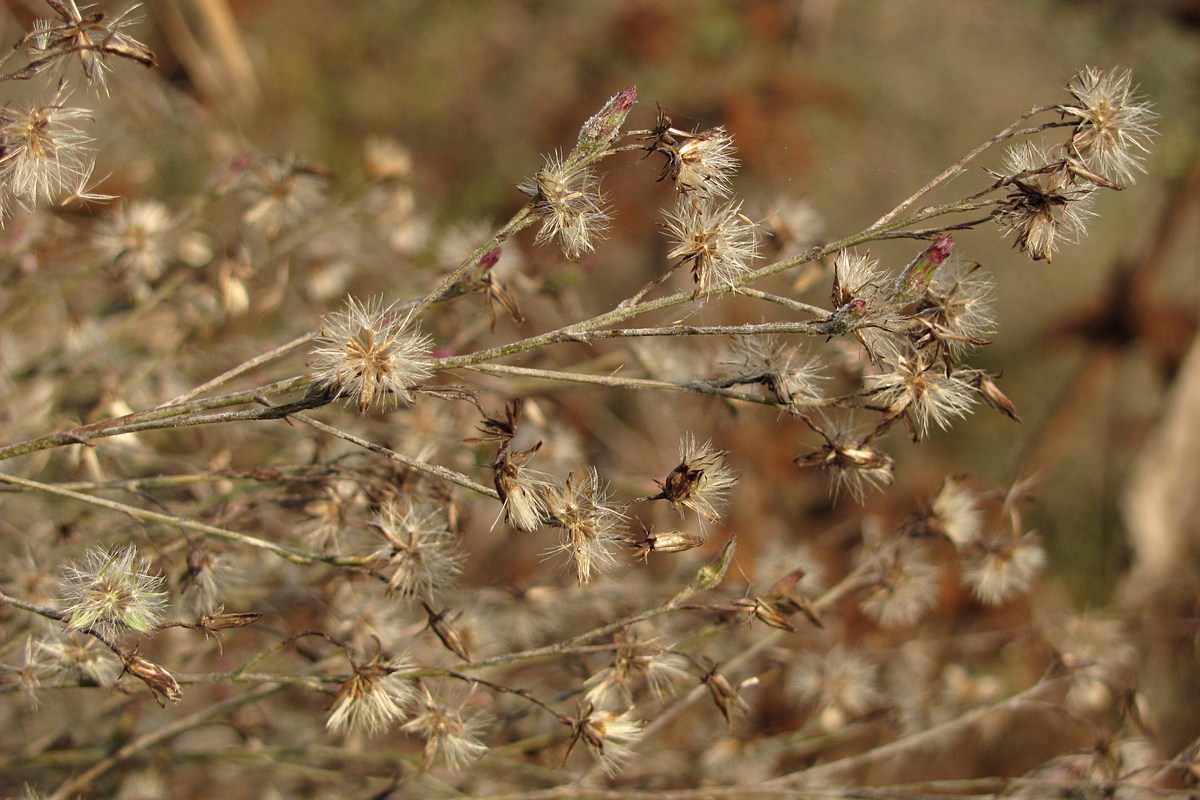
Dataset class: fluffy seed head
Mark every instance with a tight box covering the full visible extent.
[995,143,1094,263]
[1063,66,1156,184]
[327,656,417,737]
[665,199,759,296]
[310,297,434,414]
[544,469,626,585]
[517,153,609,260]
[656,433,738,523]
[60,545,167,642]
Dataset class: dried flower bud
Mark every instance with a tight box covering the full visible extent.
[731,597,797,632]
[679,535,737,599]
[122,653,181,706]
[968,370,1021,422]
[631,530,705,561]
[426,605,471,662]
[702,668,750,725]
[200,607,262,634]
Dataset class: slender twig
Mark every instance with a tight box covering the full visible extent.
[0,471,363,566]
[48,684,284,800]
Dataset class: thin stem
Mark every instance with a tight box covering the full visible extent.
[157,331,317,408]
[48,684,284,800]
[0,588,65,623]
[0,471,362,566]
[0,374,313,462]
[410,204,536,318]
[868,106,1061,230]
[293,413,499,499]
[465,363,800,410]
[735,287,829,316]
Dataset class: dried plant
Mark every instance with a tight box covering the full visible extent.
[0,4,1191,799]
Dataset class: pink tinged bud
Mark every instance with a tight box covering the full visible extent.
[432,344,455,359]
[479,246,502,270]
[576,87,639,155]
[896,234,955,303]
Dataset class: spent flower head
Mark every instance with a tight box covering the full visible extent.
[0,93,94,217]
[1062,66,1156,185]
[791,645,881,731]
[60,545,167,642]
[645,115,739,199]
[795,417,894,502]
[327,654,417,738]
[961,531,1046,605]
[402,683,490,771]
[544,468,626,585]
[994,142,1094,263]
[369,500,463,602]
[575,708,644,776]
[654,433,738,523]
[518,153,609,260]
[722,335,826,407]
[310,296,434,414]
[665,198,760,297]
[864,349,976,438]
[25,1,154,91]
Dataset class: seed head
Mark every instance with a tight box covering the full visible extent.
[858,538,940,628]
[864,350,976,438]
[92,200,175,287]
[961,532,1046,605]
[369,500,463,602]
[645,113,739,199]
[722,335,826,407]
[1062,67,1156,185]
[654,433,738,523]
[995,143,1094,263]
[791,646,880,732]
[517,153,609,260]
[665,198,759,297]
[544,469,626,585]
[0,95,94,216]
[794,419,894,502]
[310,297,434,414]
[402,683,489,771]
[576,708,644,776]
[60,545,167,642]
[327,655,417,737]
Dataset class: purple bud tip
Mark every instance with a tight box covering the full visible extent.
[612,87,638,113]
[480,247,502,270]
[433,344,455,359]
[927,234,954,265]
